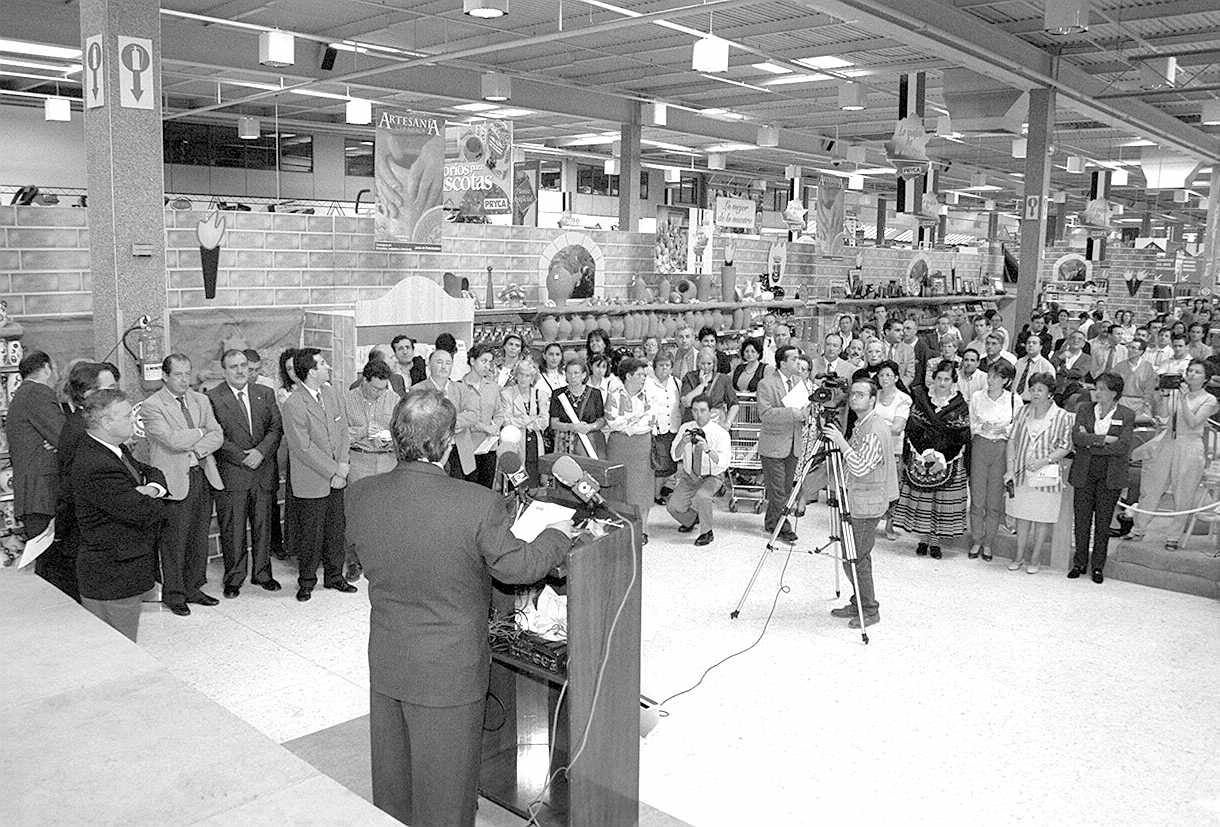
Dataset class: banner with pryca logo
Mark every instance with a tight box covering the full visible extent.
[444,119,514,219]
[374,109,446,251]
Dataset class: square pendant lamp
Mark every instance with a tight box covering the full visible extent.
[1110,168,1129,186]
[259,30,295,67]
[651,102,668,126]
[846,145,867,164]
[1067,156,1086,173]
[604,158,620,175]
[838,82,866,111]
[757,124,779,147]
[971,171,987,188]
[707,152,726,170]
[1045,0,1088,35]
[481,72,511,102]
[936,115,953,137]
[984,199,996,211]
[345,97,372,125]
[1201,100,1220,125]
[692,36,729,73]
[238,115,260,139]
[664,168,682,183]
[847,174,864,190]
[1054,190,1068,203]
[1011,137,1027,159]
[44,96,71,121]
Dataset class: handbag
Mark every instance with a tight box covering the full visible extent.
[1028,463,1061,488]
[903,446,958,490]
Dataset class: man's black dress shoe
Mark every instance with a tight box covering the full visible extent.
[929,546,942,559]
[916,542,929,557]
[778,528,799,543]
[296,588,312,602]
[165,601,190,616]
[1091,569,1104,584]
[694,530,714,547]
[325,581,358,593]
[1067,567,1084,579]
[223,586,240,599]
[677,521,698,534]
[187,592,219,606]
[257,578,281,592]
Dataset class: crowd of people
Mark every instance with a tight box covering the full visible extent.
[6,298,1218,641]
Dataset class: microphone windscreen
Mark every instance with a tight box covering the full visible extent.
[500,451,523,474]
[552,455,583,486]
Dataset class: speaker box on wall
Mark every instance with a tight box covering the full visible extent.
[320,46,337,71]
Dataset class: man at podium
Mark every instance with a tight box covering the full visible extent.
[346,387,574,827]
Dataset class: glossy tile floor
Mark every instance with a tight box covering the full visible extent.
[134,500,1220,826]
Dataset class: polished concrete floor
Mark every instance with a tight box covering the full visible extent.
[131,501,1220,826]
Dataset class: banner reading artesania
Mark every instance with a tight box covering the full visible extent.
[443,119,513,218]
[374,109,445,251]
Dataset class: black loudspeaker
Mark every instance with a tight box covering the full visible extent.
[320,46,337,71]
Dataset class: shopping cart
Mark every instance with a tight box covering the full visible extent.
[727,392,765,513]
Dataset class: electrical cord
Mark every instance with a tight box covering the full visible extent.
[655,541,796,715]
[525,513,637,827]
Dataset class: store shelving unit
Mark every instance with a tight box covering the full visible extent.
[0,322,24,565]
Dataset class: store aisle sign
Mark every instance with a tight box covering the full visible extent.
[443,119,514,217]
[1024,195,1042,221]
[713,196,756,229]
[116,36,154,110]
[83,35,104,109]
[374,108,446,251]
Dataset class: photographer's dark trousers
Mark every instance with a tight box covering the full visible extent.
[846,516,880,616]
[761,453,797,533]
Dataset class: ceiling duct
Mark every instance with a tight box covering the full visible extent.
[940,68,1027,135]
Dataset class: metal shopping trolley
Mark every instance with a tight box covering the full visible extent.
[727,392,765,513]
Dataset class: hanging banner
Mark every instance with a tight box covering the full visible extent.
[713,196,756,230]
[374,108,445,251]
[444,118,513,218]
[513,160,539,227]
[816,175,847,258]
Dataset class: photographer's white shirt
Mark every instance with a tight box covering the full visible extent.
[671,420,732,477]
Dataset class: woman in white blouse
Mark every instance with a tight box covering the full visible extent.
[646,351,682,504]
[967,360,1021,561]
[537,342,566,399]
[500,359,549,485]
[606,357,656,543]
[873,360,911,539]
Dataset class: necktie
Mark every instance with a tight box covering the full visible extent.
[237,388,253,434]
[1016,362,1029,395]
[176,395,195,428]
[118,446,143,484]
[1103,347,1114,373]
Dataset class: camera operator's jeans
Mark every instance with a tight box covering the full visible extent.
[846,516,880,616]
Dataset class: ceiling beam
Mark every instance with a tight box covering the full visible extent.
[793,0,1220,160]
[997,0,1220,37]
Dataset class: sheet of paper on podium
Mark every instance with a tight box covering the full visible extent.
[17,519,55,569]
[511,500,576,541]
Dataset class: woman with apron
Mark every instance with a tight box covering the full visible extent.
[549,360,607,459]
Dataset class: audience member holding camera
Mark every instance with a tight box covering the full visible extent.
[821,379,894,629]
[667,395,732,547]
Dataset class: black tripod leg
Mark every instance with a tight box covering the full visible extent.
[730,519,789,619]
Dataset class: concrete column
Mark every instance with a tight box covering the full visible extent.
[1016,87,1055,327]
[1203,176,1220,289]
[79,0,167,387]
[875,196,887,246]
[618,104,642,232]
[560,158,577,213]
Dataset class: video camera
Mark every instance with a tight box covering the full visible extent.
[1158,373,1184,392]
[811,373,849,406]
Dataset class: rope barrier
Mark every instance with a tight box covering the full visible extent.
[1117,499,1220,518]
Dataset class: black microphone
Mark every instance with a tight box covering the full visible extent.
[551,455,607,508]
[500,451,530,492]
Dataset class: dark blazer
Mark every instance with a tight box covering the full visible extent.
[346,461,570,707]
[55,408,87,547]
[282,384,350,499]
[207,382,282,491]
[3,380,64,519]
[1068,400,1135,490]
[679,370,738,421]
[71,436,167,601]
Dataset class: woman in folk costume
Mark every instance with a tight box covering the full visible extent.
[549,359,606,460]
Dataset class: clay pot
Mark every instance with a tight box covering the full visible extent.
[598,315,612,335]
[630,274,650,302]
[568,314,585,338]
[675,278,696,302]
[696,272,714,301]
[539,316,559,341]
[733,308,745,330]
[547,266,579,307]
[720,265,737,302]
[663,315,677,338]
[657,276,672,301]
[585,315,600,337]
[610,315,625,338]
[556,315,573,341]
[647,312,660,338]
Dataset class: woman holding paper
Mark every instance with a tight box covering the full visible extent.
[1003,372,1072,573]
[500,360,549,486]
[550,360,607,459]
[606,358,655,542]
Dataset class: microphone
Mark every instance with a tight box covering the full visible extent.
[551,455,607,508]
[500,451,530,493]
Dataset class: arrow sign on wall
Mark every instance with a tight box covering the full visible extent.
[116,35,153,110]
[83,34,104,109]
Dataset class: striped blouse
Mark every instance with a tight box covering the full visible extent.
[1006,402,1073,491]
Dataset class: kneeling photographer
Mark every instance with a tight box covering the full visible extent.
[820,379,896,628]
[667,395,732,546]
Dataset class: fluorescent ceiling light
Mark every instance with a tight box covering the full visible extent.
[704,142,757,153]
[486,107,533,118]
[225,79,349,101]
[794,56,853,70]
[641,138,694,152]
[0,39,80,60]
[553,131,619,147]
[0,57,79,73]
[0,69,81,83]
[454,102,498,111]
[855,167,896,176]
[959,184,1002,192]
[752,62,790,74]
[763,73,830,86]
[1119,138,1156,147]
[700,108,746,121]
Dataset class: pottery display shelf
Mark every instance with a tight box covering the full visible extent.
[812,294,1013,310]
[474,298,804,321]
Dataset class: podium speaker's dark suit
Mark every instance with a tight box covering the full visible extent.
[71,436,166,640]
[207,381,282,589]
[3,380,70,598]
[1069,400,1135,573]
[346,461,571,827]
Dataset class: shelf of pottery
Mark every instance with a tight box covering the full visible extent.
[0,317,24,566]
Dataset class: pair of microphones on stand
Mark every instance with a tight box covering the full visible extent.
[499,451,615,517]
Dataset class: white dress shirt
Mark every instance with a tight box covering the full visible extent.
[957,369,987,400]
[671,419,732,477]
[87,434,168,497]
[1094,404,1117,435]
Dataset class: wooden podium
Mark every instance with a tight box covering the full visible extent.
[480,492,641,826]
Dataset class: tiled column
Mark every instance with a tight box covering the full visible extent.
[79,0,167,385]
[618,103,642,232]
[1016,87,1055,326]
[1203,176,1220,289]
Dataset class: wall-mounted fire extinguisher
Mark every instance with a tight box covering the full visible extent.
[122,314,164,390]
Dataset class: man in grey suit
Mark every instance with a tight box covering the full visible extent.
[756,345,810,543]
[347,387,572,827]
[282,348,354,602]
[207,349,283,598]
[142,353,224,616]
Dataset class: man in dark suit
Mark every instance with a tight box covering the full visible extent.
[72,389,167,642]
[391,334,427,388]
[756,345,809,543]
[282,347,354,601]
[347,387,572,827]
[207,349,283,598]
[1068,372,1135,584]
[4,351,69,598]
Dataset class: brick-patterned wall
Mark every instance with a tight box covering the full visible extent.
[0,206,92,317]
[1037,243,1194,320]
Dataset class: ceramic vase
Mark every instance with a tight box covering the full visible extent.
[696,272,714,301]
[539,316,559,341]
[598,315,612,335]
[720,264,737,302]
[610,315,625,338]
[657,276,672,302]
[568,314,584,338]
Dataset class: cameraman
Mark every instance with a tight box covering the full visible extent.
[820,379,895,629]
[667,395,732,546]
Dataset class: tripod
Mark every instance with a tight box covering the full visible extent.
[730,407,872,644]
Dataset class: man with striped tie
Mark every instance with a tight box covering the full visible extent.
[666,395,732,547]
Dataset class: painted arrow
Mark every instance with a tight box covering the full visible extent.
[120,42,150,101]
[86,41,102,98]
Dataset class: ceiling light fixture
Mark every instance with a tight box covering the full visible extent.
[936,115,953,137]
[838,82,866,111]
[345,95,371,125]
[1201,100,1220,125]
[258,30,295,67]
[651,102,668,126]
[664,168,682,183]
[464,0,508,18]
[795,55,853,70]
[604,158,620,175]
[692,35,729,73]
[971,171,988,188]
[846,145,866,165]
[945,192,960,205]
[1011,137,1027,159]
[480,72,511,101]
[847,174,865,191]
[0,38,80,60]
[1110,168,1129,186]
[1044,0,1088,35]
[1067,155,1085,173]
[984,199,997,211]
[454,102,498,112]
[238,115,260,140]
[43,95,70,122]
[756,125,779,147]
[751,62,789,74]
[707,152,726,170]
